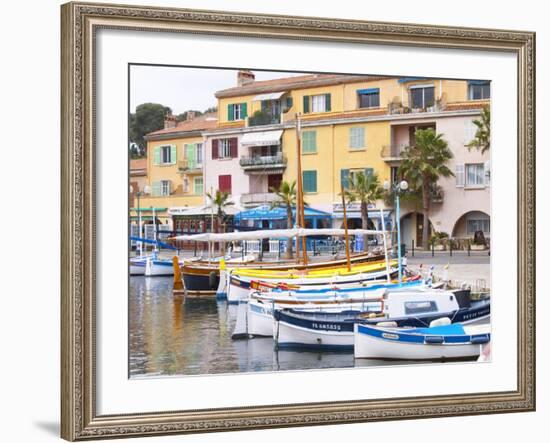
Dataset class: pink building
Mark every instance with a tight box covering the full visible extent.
[384,109,490,247]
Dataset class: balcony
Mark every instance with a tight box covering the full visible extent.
[380,144,408,162]
[248,111,281,127]
[177,160,202,174]
[241,192,278,207]
[239,154,287,174]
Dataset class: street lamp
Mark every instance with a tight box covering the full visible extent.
[384,179,408,286]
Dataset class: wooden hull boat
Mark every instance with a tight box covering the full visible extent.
[354,323,490,360]
[182,252,385,294]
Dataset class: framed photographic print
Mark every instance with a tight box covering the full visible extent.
[61,1,535,440]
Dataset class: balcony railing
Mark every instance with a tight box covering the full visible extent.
[248,112,281,127]
[177,160,202,173]
[239,154,287,169]
[241,192,278,206]
[380,144,408,160]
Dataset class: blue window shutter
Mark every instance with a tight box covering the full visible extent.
[341,169,350,190]
[303,95,310,113]
[227,104,234,121]
[241,103,248,119]
[365,168,374,177]
[325,93,331,112]
[303,170,317,193]
[286,96,293,109]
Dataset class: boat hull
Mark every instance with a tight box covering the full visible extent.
[354,323,490,360]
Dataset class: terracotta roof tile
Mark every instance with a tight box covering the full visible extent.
[146,112,218,138]
[445,101,489,111]
[215,74,388,98]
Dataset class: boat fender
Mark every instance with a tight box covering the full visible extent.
[208,271,217,289]
[429,317,451,327]
[376,321,398,328]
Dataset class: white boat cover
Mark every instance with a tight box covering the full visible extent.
[240,130,283,147]
[170,228,383,242]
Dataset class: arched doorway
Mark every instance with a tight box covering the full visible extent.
[400,212,433,248]
[452,211,490,239]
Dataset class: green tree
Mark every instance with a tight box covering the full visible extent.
[206,190,234,233]
[344,171,384,249]
[466,106,490,154]
[270,181,298,259]
[176,110,203,122]
[399,128,454,247]
[129,103,172,155]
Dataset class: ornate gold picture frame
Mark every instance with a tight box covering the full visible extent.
[61,1,535,440]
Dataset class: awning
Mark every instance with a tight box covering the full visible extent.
[357,88,380,95]
[235,204,331,221]
[241,130,283,147]
[252,91,287,101]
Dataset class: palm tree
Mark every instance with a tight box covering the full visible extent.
[206,190,234,254]
[344,171,384,250]
[270,180,297,259]
[466,106,490,154]
[399,128,454,248]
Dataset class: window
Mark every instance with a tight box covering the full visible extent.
[161,145,172,164]
[303,170,317,193]
[357,89,380,108]
[219,175,232,193]
[465,163,485,187]
[469,82,490,100]
[219,139,231,158]
[410,85,435,109]
[194,177,204,195]
[341,168,373,190]
[154,145,176,165]
[404,301,438,315]
[467,218,490,234]
[349,127,366,149]
[196,143,203,166]
[160,180,170,196]
[302,131,317,153]
[183,176,189,193]
[303,94,331,113]
[228,103,247,121]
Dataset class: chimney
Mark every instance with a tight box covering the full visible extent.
[164,113,177,129]
[186,111,196,121]
[237,70,255,87]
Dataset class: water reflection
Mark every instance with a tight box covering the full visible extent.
[130,277,424,377]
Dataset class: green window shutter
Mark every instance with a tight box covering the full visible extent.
[241,103,248,119]
[364,168,374,177]
[227,104,234,121]
[349,127,365,149]
[194,177,204,195]
[302,131,317,153]
[303,170,317,193]
[341,169,350,190]
[152,181,161,197]
[325,93,331,112]
[153,146,161,165]
[303,95,310,114]
[186,144,196,169]
[286,96,293,110]
[170,145,177,164]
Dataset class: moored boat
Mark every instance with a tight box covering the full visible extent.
[353,322,490,360]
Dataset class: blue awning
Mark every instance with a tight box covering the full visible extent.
[357,88,380,95]
[234,204,331,221]
[467,80,490,85]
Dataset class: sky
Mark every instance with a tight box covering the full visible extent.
[130,65,305,115]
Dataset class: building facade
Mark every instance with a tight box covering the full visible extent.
[141,71,490,246]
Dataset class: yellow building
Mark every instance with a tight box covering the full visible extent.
[209,71,489,232]
[139,112,217,225]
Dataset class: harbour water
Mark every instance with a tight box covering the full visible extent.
[130,276,431,377]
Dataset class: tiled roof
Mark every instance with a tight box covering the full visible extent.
[445,101,489,111]
[130,158,147,175]
[146,112,218,138]
[215,74,388,98]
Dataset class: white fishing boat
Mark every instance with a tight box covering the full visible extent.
[272,289,490,350]
[354,321,490,360]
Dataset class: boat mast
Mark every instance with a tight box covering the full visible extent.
[340,184,351,272]
[380,208,391,283]
[295,113,308,265]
